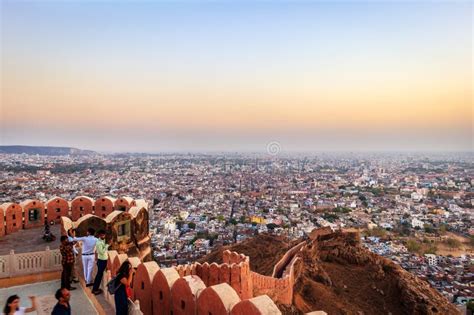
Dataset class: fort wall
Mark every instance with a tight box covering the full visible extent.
[1,198,321,314]
[0,196,143,237]
[102,250,284,315]
[0,208,4,237]
[272,241,305,277]
[2,203,22,234]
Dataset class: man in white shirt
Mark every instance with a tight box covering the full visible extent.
[72,227,98,286]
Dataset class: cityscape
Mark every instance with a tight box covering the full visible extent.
[0,150,472,313]
[1,0,472,314]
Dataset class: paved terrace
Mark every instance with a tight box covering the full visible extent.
[0,225,60,255]
[0,279,97,315]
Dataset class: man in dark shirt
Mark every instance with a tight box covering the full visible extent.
[59,236,76,291]
[51,288,71,315]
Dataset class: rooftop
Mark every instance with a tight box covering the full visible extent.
[0,225,60,255]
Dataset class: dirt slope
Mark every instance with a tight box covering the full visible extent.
[201,229,459,315]
[291,229,459,315]
[199,233,300,276]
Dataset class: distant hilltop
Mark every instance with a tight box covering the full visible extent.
[0,145,96,156]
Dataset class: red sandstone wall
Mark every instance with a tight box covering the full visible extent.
[182,251,252,300]
[4,203,22,234]
[0,208,4,237]
[94,197,115,218]
[71,197,93,220]
[22,200,45,229]
[152,268,180,315]
[272,241,305,278]
[230,300,262,315]
[113,254,129,277]
[1,196,152,262]
[46,197,69,223]
[107,250,119,274]
[99,250,284,315]
[223,250,248,265]
[197,283,241,315]
[133,262,160,315]
[231,295,282,315]
[250,271,294,305]
[171,276,206,315]
[115,197,133,211]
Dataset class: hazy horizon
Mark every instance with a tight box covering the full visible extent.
[1,1,472,152]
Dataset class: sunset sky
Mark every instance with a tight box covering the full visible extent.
[1,1,472,153]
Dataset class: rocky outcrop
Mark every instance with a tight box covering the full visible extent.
[292,230,459,315]
[202,230,459,315]
[200,234,302,276]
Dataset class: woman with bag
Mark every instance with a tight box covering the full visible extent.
[114,261,135,315]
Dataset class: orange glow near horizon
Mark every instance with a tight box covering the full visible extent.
[1,1,472,151]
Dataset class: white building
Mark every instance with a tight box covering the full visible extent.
[411,192,423,202]
[424,254,438,266]
[411,218,424,229]
[164,219,176,234]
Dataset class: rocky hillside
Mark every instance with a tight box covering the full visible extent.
[0,145,95,156]
[199,234,301,276]
[202,229,459,315]
[290,228,459,315]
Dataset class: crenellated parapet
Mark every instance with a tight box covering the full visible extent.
[0,195,150,261]
[173,250,253,300]
[157,247,300,307]
[59,197,151,260]
[100,250,283,315]
[231,295,282,315]
[0,196,148,239]
[251,241,304,305]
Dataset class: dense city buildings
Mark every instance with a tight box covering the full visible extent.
[0,152,472,310]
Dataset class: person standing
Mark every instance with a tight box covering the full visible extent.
[67,229,79,283]
[72,228,97,286]
[3,295,37,314]
[59,236,76,291]
[114,261,135,315]
[51,288,71,315]
[91,230,110,295]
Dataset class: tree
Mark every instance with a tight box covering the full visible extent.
[467,299,474,311]
[423,243,438,255]
[176,220,184,230]
[266,223,277,230]
[323,213,338,222]
[406,239,421,253]
[423,224,435,234]
[188,222,196,229]
[333,207,351,214]
[368,227,387,238]
[206,233,218,246]
[438,224,448,235]
[446,238,461,250]
[395,221,411,237]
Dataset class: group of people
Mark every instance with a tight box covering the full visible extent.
[3,227,135,315]
[63,227,136,315]
[61,227,110,295]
